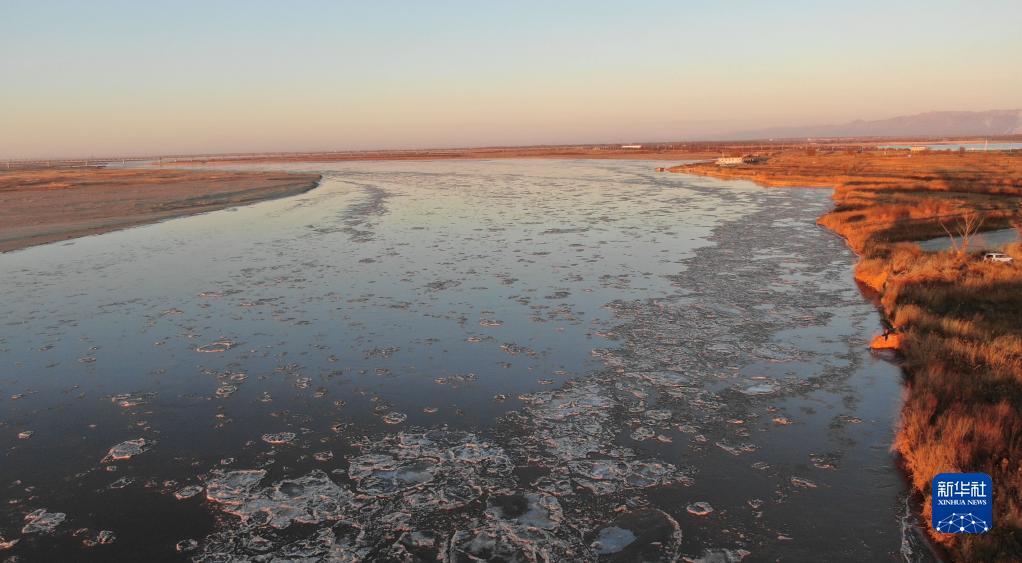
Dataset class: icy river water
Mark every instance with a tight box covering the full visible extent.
[1,160,924,561]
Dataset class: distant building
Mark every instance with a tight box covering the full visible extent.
[910,146,928,152]
[621,144,643,149]
[715,156,746,166]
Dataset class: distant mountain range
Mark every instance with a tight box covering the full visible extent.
[716,109,1022,140]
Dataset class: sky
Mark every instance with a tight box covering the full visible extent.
[2,0,1021,159]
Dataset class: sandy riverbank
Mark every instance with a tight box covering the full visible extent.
[0,168,321,252]
[672,149,1022,560]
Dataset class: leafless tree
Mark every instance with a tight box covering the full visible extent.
[940,211,985,255]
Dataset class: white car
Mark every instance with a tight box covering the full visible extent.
[982,252,1014,263]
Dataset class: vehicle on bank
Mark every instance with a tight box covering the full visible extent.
[982,251,1013,263]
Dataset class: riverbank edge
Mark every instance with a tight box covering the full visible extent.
[668,160,1022,560]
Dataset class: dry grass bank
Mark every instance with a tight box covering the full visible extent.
[673,149,1022,560]
[0,168,321,252]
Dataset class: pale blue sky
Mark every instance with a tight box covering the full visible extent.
[2,0,1020,158]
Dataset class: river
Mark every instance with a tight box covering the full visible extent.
[0,159,925,561]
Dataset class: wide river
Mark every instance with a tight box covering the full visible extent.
[1,160,926,561]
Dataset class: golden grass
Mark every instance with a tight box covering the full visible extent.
[674,150,1022,560]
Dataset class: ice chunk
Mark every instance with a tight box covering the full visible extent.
[687,501,714,516]
[22,509,66,534]
[206,469,267,505]
[174,485,203,500]
[196,340,234,353]
[590,510,682,561]
[261,432,296,445]
[685,547,752,562]
[591,526,637,555]
[102,438,151,463]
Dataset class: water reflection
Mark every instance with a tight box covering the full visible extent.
[916,227,1019,252]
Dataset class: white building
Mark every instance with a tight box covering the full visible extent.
[621,144,643,149]
[715,156,746,166]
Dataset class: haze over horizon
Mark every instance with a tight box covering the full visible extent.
[3,0,1021,159]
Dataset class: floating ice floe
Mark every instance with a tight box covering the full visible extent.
[174,485,204,500]
[22,509,66,534]
[196,340,235,353]
[381,411,407,425]
[102,438,151,463]
[81,529,116,547]
[790,477,818,489]
[206,469,354,529]
[715,440,757,456]
[591,525,636,555]
[110,391,157,408]
[261,432,296,445]
[589,509,682,560]
[740,382,779,395]
[687,501,715,516]
[215,384,237,398]
[685,547,753,562]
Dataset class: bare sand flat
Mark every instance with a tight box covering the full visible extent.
[0,168,321,252]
